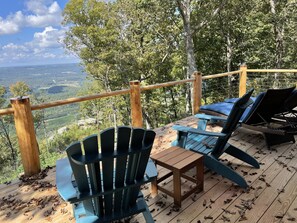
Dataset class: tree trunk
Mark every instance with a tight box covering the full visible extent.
[169,88,178,119]
[270,0,284,88]
[103,68,118,128]
[0,119,17,170]
[142,109,153,129]
[226,32,233,97]
[176,0,198,113]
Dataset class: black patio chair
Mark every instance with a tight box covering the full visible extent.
[199,87,296,148]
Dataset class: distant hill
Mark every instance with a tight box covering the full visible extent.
[0,63,86,90]
[0,63,88,132]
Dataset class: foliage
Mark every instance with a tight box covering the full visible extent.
[10,81,32,97]
[47,125,97,153]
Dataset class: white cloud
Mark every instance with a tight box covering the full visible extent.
[26,0,52,15]
[31,26,65,48]
[0,26,78,66]
[1,43,30,62]
[0,0,79,66]
[43,53,56,58]
[2,26,65,55]
[0,0,62,35]
[2,43,29,52]
[0,11,24,35]
[26,2,62,27]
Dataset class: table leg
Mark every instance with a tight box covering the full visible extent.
[196,158,204,191]
[173,169,181,207]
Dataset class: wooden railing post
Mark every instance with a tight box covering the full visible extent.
[192,71,202,115]
[129,81,143,128]
[239,64,247,97]
[10,97,40,176]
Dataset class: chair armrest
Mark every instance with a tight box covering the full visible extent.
[145,158,158,179]
[173,125,226,137]
[56,158,77,202]
[195,113,228,122]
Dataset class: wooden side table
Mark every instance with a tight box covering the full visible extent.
[150,146,204,207]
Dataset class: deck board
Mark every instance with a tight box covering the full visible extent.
[0,116,296,223]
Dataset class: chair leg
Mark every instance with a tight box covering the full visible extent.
[197,119,208,131]
[224,144,260,168]
[264,133,295,149]
[171,132,188,147]
[142,202,154,223]
[204,155,248,188]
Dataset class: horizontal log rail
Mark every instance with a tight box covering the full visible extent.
[202,70,241,80]
[0,107,14,116]
[247,69,297,73]
[0,65,296,176]
[1,68,296,116]
[141,78,195,91]
[31,89,131,111]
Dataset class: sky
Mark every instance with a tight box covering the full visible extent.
[0,0,80,67]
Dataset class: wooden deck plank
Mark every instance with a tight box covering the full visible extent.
[191,143,289,223]
[165,136,266,223]
[285,184,297,221]
[235,144,297,223]
[213,143,297,223]
[0,116,296,223]
[135,128,263,223]
[258,166,297,223]
[132,127,261,222]
[184,148,267,222]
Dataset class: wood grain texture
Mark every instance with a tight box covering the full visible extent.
[10,97,40,176]
[192,71,202,115]
[1,116,297,223]
[130,81,143,128]
[239,65,247,97]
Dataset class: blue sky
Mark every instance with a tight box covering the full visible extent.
[0,0,80,67]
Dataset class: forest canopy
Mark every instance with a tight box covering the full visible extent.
[63,0,297,128]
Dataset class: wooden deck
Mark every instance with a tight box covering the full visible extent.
[1,116,297,223]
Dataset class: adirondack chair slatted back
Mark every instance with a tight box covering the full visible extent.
[129,130,156,207]
[243,87,295,125]
[65,126,156,219]
[283,89,297,111]
[212,89,254,156]
[66,141,96,215]
[114,126,131,213]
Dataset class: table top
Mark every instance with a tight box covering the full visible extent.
[151,146,203,170]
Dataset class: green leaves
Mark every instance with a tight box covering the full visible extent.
[62,0,297,127]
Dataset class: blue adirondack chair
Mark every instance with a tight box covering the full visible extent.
[172,89,259,188]
[56,126,157,223]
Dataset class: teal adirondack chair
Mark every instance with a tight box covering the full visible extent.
[172,89,259,188]
[56,126,157,223]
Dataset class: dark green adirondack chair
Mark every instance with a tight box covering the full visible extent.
[56,126,157,223]
[172,89,259,188]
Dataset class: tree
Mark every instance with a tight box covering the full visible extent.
[9,81,32,97]
[0,81,46,175]
[0,86,18,171]
[63,0,297,122]
[63,0,187,128]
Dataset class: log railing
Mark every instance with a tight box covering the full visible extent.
[0,65,296,176]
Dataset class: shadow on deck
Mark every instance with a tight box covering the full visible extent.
[0,116,297,223]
